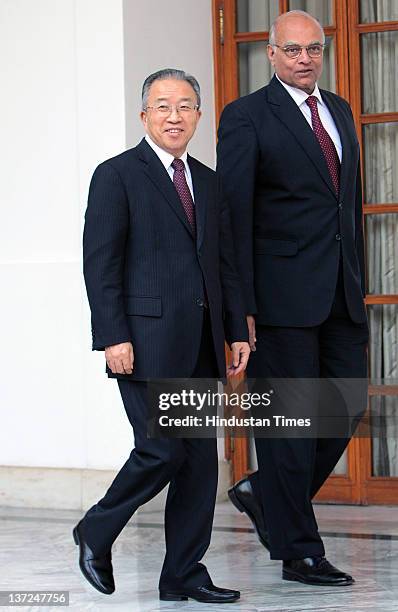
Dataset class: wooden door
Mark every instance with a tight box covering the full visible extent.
[213,0,398,504]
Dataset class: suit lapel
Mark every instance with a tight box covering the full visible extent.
[267,76,337,198]
[320,89,353,203]
[188,155,208,252]
[137,139,194,238]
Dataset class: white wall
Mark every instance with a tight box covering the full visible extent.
[0,0,217,474]
[123,0,216,167]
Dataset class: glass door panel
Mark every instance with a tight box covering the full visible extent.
[370,395,398,476]
[368,304,398,380]
[368,302,398,477]
[366,214,398,295]
[361,31,398,114]
[333,451,348,474]
[318,36,336,91]
[363,123,398,204]
[289,0,334,25]
[238,41,272,96]
[236,0,279,32]
[360,0,398,23]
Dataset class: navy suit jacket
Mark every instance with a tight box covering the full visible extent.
[83,138,248,380]
[217,75,367,326]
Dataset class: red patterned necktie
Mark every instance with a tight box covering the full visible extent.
[306,95,340,195]
[171,158,196,234]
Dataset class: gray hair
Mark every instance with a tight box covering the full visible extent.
[269,10,325,46]
[142,68,201,110]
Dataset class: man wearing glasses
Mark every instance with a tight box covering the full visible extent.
[75,69,249,603]
[217,10,368,586]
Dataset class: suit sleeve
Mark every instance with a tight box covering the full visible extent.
[83,162,131,350]
[217,178,249,346]
[216,102,259,315]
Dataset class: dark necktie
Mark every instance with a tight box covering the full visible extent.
[306,95,340,195]
[171,158,196,234]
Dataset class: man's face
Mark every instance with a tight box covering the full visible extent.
[141,78,201,158]
[267,15,324,93]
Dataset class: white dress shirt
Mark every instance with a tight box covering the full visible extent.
[145,135,195,200]
[276,74,342,162]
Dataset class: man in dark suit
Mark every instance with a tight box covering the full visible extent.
[217,11,369,586]
[74,68,250,604]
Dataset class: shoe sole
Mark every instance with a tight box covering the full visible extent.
[159,592,188,601]
[159,592,239,603]
[228,488,270,551]
[73,527,114,595]
[283,571,354,586]
[72,526,79,545]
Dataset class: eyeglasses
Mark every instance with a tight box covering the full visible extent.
[144,103,199,115]
[273,43,325,59]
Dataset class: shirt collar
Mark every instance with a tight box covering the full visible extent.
[145,135,189,171]
[275,73,324,108]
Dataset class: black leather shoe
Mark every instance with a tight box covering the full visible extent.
[283,557,354,586]
[228,477,269,550]
[159,584,240,603]
[73,521,115,595]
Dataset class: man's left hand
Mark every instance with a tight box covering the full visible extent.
[227,342,251,377]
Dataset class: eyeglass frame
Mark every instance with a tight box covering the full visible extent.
[144,103,200,115]
[272,43,326,59]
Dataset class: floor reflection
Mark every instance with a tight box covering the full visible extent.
[1,502,397,611]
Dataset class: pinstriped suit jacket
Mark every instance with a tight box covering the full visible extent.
[217,75,367,327]
[83,138,248,380]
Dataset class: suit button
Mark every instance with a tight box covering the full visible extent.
[338,202,343,210]
[196,298,205,307]
[335,233,341,241]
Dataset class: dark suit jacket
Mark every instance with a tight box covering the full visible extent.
[216,75,367,326]
[83,138,248,380]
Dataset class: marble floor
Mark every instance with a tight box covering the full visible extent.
[1,501,398,612]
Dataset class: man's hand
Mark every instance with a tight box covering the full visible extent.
[247,315,256,351]
[105,342,134,374]
[227,341,251,377]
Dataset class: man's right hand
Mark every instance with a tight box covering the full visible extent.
[247,315,256,352]
[105,342,134,374]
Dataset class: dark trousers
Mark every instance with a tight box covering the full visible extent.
[247,268,369,560]
[83,313,219,589]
